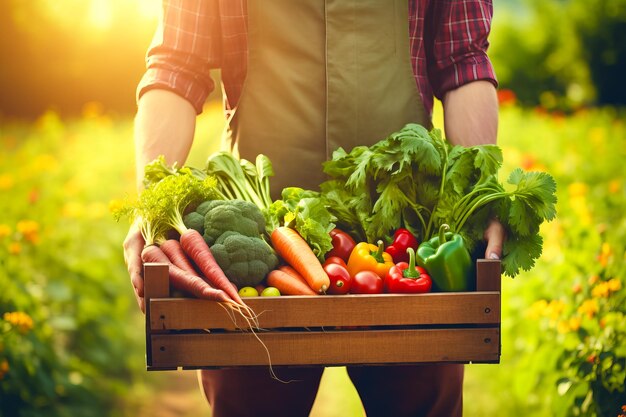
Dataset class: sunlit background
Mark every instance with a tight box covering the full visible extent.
[1,1,625,417]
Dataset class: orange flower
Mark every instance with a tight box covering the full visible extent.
[16,220,40,244]
[572,282,582,294]
[3,311,34,334]
[578,299,598,319]
[597,243,612,267]
[8,242,21,255]
[497,89,517,106]
[0,359,8,380]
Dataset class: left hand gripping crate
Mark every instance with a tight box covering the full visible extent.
[144,260,501,370]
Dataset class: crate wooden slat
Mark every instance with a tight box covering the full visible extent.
[144,259,502,370]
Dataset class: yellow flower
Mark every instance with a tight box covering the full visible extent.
[557,320,570,334]
[607,278,621,292]
[3,311,34,334]
[0,224,11,239]
[546,299,566,321]
[568,182,588,198]
[568,316,582,331]
[0,359,8,380]
[8,242,21,255]
[0,174,14,190]
[578,299,599,319]
[527,299,549,320]
[592,282,610,298]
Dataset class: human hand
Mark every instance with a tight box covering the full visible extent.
[483,218,505,260]
[123,223,146,313]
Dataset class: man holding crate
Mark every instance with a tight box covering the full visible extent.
[124,0,504,416]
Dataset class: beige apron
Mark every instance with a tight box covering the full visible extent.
[222,0,429,196]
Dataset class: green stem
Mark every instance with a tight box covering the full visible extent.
[371,240,386,263]
[403,247,419,278]
[425,137,449,239]
[455,193,507,232]
[439,223,450,245]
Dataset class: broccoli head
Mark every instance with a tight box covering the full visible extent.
[183,199,266,245]
[210,231,278,288]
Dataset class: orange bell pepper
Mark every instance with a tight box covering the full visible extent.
[347,240,394,278]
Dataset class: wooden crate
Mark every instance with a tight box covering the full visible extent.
[144,259,501,370]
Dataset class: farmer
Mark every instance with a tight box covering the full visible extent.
[124,1,504,416]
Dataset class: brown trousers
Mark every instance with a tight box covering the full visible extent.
[200,364,463,417]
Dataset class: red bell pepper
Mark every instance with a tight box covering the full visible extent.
[384,248,432,294]
[385,228,419,264]
[352,270,384,294]
[323,263,352,295]
[326,228,357,262]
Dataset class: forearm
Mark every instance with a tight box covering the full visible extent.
[442,81,498,146]
[134,89,197,190]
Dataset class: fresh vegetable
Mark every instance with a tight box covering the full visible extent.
[266,187,335,261]
[346,240,394,278]
[141,244,232,304]
[416,224,473,292]
[270,227,330,293]
[323,263,352,295]
[351,271,384,294]
[266,269,318,296]
[326,228,357,262]
[260,287,281,297]
[239,287,259,297]
[321,123,557,278]
[384,248,432,293]
[209,231,278,288]
[184,199,266,246]
[205,152,274,211]
[158,238,197,274]
[385,228,419,264]
[323,256,348,269]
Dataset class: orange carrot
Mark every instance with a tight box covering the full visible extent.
[141,245,231,303]
[267,269,318,296]
[179,229,244,305]
[159,239,197,274]
[270,227,330,293]
[278,265,313,288]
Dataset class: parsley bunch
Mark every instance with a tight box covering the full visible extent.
[321,123,557,278]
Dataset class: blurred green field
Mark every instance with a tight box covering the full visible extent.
[1,102,625,417]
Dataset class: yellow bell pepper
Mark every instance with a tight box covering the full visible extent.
[347,240,394,278]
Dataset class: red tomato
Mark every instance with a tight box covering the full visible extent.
[326,229,357,262]
[351,270,383,294]
[323,263,352,295]
[323,256,348,269]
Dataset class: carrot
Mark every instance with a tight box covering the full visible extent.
[179,229,245,305]
[141,244,231,303]
[270,227,330,293]
[159,238,197,274]
[278,265,313,289]
[267,269,318,296]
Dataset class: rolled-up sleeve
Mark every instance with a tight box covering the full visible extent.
[136,0,221,114]
[426,0,498,100]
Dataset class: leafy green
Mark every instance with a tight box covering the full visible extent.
[320,123,558,278]
[266,187,335,261]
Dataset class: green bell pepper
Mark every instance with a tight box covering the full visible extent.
[416,224,474,292]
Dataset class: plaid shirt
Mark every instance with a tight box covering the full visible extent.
[138,0,497,116]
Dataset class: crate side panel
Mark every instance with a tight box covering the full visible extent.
[150,328,500,367]
[150,293,501,330]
